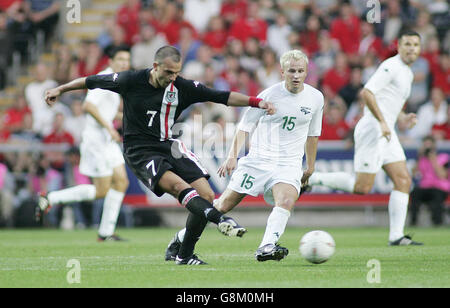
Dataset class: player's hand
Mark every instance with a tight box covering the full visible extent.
[259,101,276,115]
[301,169,314,186]
[404,113,417,129]
[107,126,121,142]
[380,121,391,142]
[217,157,238,177]
[44,88,61,107]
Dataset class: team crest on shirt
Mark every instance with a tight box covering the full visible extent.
[300,106,311,115]
[165,91,177,103]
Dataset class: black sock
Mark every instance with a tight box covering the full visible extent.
[178,213,208,259]
[178,188,223,224]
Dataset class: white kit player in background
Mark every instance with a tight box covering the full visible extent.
[166,49,324,262]
[37,47,131,241]
[307,30,424,246]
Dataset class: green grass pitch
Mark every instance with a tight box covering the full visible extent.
[0,227,449,288]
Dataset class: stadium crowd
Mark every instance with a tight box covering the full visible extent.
[0,0,449,228]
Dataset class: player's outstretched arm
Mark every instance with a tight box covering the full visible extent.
[360,88,391,141]
[45,77,87,107]
[227,92,276,115]
[218,129,248,177]
[302,136,319,186]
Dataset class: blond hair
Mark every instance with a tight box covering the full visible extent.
[280,50,309,70]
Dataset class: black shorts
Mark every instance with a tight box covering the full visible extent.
[123,139,210,197]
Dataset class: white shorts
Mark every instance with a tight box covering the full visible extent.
[354,118,406,174]
[79,141,125,178]
[227,156,302,205]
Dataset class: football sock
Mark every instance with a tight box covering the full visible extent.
[98,189,125,237]
[388,190,409,242]
[178,188,223,224]
[308,172,355,193]
[48,184,96,205]
[259,206,291,248]
[178,212,208,259]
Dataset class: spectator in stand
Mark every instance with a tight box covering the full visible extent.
[220,0,248,26]
[131,23,168,70]
[267,11,292,58]
[380,0,405,45]
[338,66,364,110]
[300,14,322,57]
[53,44,78,85]
[422,36,441,74]
[256,47,281,90]
[410,135,450,226]
[4,1,33,63]
[408,56,430,112]
[320,99,351,141]
[64,100,86,145]
[184,0,221,33]
[321,52,351,98]
[240,37,262,73]
[329,2,361,61]
[159,2,197,45]
[232,67,260,98]
[175,26,202,66]
[77,41,109,77]
[412,11,437,48]
[43,112,75,171]
[116,0,141,46]
[0,10,11,89]
[202,15,228,56]
[25,62,58,136]
[312,30,337,77]
[182,45,220,81]
[431,53,450,96]
[23,0,60,44]
[358,20,385,62]
[97,14,116,51]
[9,112,41,143]
[3,93,32,134]
[104,25,130,60]
[361,53,377,84]
[0,161,14,227]
[432,101,450,141]
[408,87,448,140]
[228,0,268,44]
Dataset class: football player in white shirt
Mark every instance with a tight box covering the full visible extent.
[307,30,423,246]
[165,50,324,261]
[38,47,131,241]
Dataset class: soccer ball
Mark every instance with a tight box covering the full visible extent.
[299,230,335,264]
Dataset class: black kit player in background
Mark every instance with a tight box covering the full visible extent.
[44,46,276,265]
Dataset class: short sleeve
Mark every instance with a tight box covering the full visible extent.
[237,107,265,133]
[177,78,230,106]
[308,92,324,136]
[85,70,131,94]
[364,60,396,95]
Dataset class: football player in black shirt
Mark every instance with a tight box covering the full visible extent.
[43,46,275,265]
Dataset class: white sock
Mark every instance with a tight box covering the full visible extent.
[259,206,291,248]
[309,172,355,193]
[98,189,125,237]
[388,190,409,242]
[177,228,186,242]
[48,184,96,205]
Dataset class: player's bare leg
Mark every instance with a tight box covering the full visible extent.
[383,161,422,245]
[256,183,297,261]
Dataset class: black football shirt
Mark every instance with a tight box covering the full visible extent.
[85,69,230,148]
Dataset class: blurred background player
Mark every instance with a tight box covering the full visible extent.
[307,30,424,246]
[166,49,324,262]
[37,46,131,241]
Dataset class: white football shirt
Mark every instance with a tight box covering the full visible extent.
[363,54,414,128]
[82,67,121,144]
[238,82,324,165]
